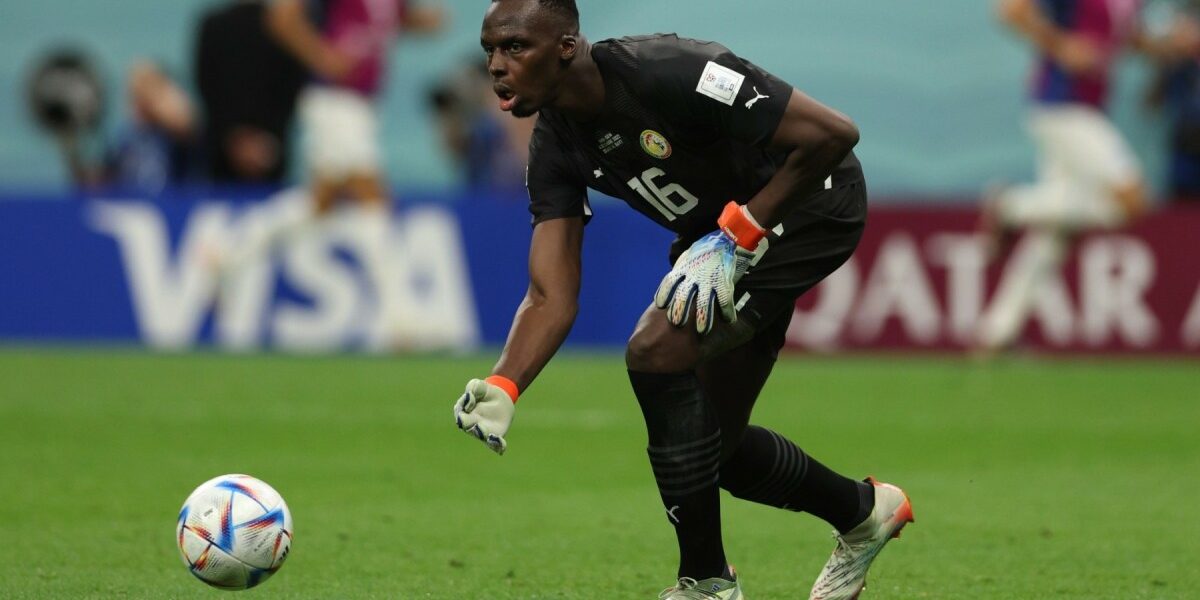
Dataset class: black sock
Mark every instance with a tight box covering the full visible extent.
[629,369,725,580]
[719,425,874,534]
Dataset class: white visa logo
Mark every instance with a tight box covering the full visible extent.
[88,190,480,351]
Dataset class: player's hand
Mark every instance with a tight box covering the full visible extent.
[655,202,766,334]
[453,378,516,455]
[654,230,754,334]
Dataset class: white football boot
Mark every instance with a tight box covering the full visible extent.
[809,478,914,600]
[659,566,744,599]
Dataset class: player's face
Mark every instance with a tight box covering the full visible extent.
[481,1,571,118]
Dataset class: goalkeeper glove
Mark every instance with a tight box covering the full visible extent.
[653,201,766,334]
[453,376,518,455]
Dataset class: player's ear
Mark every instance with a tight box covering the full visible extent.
[559,35,578,61]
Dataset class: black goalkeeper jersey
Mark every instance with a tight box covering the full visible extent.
[527,34,864,245]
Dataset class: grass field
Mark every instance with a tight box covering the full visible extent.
[0,348,1197,599]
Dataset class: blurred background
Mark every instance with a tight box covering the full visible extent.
[2,2,1199,598]
[0,0,1172,192]
[1,0,1198,354]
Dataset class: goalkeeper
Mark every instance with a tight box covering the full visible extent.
[454,1,913,598]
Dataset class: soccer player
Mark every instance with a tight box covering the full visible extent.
[979,0,1199,351]
[451,1,913,597]
[209,0,444,344]
[267,0,444,211]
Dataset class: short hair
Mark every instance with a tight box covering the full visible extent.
[493,0,579,32]
[538,0,579,24]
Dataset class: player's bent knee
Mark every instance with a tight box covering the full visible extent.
[1114,180,1148,221]
[625,318,700,373]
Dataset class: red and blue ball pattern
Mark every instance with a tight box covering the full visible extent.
[176,474,293,590]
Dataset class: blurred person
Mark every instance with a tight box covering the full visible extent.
[42,58,200,194]
[1145,3,1200,201]
[211,0,443,344]
[429,60,532,190]
[195,0,309,184]
[265,0,443,208]
[451,1,912,598]
[979,0,1200,352]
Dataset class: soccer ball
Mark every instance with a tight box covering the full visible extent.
[176,474,293,590]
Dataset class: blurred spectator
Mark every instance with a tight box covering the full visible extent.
[1146,4,1200,201]
[266,0,444,211]
[36,56,201,194]
[428,60,533,191]
[194,0,309,184]
[210,0,444,347]
[979,0,1200,353]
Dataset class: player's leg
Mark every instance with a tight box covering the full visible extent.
[978,106,1142,351]
[344,174,413,349]
[344,172,389,209]
[213,87,345,277]
[311,174,341,215]
[631,181,871,589]
[988,106,1131,232]
[1057,106,1145,227]
[697,299,873,535]
[628,299,818,588]
[211,185,322,283]
[323,89,412,348]
[714,185,911,599]
[1112,177,1148,222]
[626,306,727,582]
[976,227,1067,351]
[977,109,1070,350]
[688,290,911,600]
[709,306,914,600]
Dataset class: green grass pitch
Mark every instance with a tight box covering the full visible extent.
[0,348,1197,599]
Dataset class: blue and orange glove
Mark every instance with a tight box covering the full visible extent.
[453,375,518,455]
[653,201,766,334]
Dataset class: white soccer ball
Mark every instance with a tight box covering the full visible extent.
[176,474,293,590]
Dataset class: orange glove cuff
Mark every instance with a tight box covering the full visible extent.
[718,201,766,251]
[485,375,519,404]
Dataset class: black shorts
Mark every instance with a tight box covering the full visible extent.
[676,181,868,359]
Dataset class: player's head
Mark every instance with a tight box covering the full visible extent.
[481,0,582,118]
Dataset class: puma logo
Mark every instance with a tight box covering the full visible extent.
[744,86,769,108]
[666,505,681,524]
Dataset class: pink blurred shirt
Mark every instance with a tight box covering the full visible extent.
[313,0,407,97]
[1031,0,1141,109]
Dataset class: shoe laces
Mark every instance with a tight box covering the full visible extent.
[833,530,870,554]
[819,529,879,583]
[658,577,724,599]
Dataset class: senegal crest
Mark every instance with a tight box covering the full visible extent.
[639,129,672,159]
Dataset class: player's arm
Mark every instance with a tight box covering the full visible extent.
[453,216,583,455]
[494,217,583,390]
[647,40,856,331]
[996,0,1102,74]
[654,86,858,332]
[1127,16,1200,63]
[742,90,858,231]
[265,0,354,81]
[997,0,1067,55]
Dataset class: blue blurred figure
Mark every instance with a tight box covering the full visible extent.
[51,59,201,195]
[1150,5,1200,200]
[429,60,532,192]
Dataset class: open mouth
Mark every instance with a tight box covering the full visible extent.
[494,85,518,112]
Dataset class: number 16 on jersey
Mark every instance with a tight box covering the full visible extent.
[626,167,699,221]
